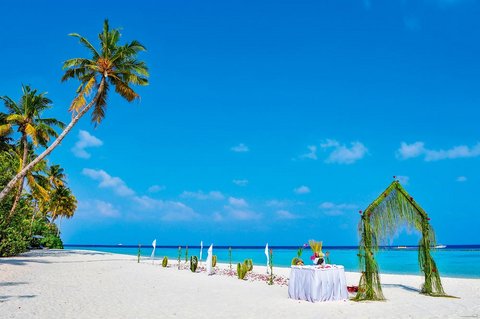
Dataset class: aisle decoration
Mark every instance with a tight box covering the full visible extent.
[151,239,156,264]
[354,180,447,301]
[291,246,304,265]
[308,239,324,265]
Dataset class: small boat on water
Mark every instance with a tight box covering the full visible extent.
[396,246,408,249]
[434,245,447,249]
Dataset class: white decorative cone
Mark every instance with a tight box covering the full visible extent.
[151,239,157,264]
[265,243,269,274]
[206,244,213,275]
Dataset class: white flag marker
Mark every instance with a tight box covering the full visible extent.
[265,243,269,274]
[151,239,157,264]
[206,244,213,275]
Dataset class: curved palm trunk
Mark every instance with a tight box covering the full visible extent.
[7,135,28,219]
[0,79,105,204]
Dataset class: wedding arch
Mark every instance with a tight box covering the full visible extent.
[354,180,447,301]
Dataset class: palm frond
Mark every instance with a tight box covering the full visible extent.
[91,82,109,124]
[68,33,100,58]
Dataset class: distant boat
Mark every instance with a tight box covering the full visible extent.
[396,246,408,249]
[434,245,447,249]
[117,243,123,246]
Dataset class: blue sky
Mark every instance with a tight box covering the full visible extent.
[1,0,479,246]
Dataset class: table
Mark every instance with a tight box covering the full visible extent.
[288,265,348,302]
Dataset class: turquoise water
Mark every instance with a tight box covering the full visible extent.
[65,245,480,278]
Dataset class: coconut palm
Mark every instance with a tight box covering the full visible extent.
[0,112,13,152]
[0,85,64,215]
[0,19,149,203]
[46,164,66,188]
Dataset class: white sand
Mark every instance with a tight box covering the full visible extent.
[1,250,479,318]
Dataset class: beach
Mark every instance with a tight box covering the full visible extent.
[1,250,479,318]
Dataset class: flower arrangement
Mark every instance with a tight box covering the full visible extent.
[308,239,324,265]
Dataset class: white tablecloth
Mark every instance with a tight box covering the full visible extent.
[288,265,348,302]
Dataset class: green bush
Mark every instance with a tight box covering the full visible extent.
[0,227,28,257]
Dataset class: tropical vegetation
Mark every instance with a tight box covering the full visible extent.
[0,19,149,256]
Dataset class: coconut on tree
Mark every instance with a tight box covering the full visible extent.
[0,19,149,203]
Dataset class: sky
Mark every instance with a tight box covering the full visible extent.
[1,0,479,246]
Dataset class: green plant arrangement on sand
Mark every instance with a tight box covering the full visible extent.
[177,246,182,269]
[137,243,141,263]
[212,255,217,267]
[190,256,198,272]
[268,249,274,285]
[291,246,304,265]
[354,180,447,301]
[162,256,168,267]
[237,259,253,280]
[185,245,189,263]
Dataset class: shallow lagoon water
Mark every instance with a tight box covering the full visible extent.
[65,245,480,278]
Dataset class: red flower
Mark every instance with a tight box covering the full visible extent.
[432,268,437,273]
[310,255,316,260]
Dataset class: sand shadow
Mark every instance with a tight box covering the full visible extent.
[0,281,28,287]
[0,294,36,302]
[0,258,51,266]
[382,283,421,293]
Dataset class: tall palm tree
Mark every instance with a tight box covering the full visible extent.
[0,85,64,216]
[0,19,149,203]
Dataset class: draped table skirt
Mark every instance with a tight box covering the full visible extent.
[288,265,348,302]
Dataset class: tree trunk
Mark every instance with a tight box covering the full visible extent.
[7,135,29,220]
[0,79,105,203]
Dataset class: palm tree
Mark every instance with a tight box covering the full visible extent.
[0,112,13,152]
[0,85,64,216]
[0,19,149,203]
[46,164,66,188]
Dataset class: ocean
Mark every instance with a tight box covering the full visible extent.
[64,244,480,278]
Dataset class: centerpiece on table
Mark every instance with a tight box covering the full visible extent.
[309,239,325,265]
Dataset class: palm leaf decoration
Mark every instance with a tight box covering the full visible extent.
[354,180,447,301]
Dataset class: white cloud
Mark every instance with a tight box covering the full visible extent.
[224,206,260,220]
[266,199,288,207]
[228,197,248,207]
[82,168,135,196]
[294,186,310,194]
[133,195,199,221]
[212,212,224,222]
[94,200,120,217]
[397,142,426,160]
[233,179,249,186]
[181,190,225,200]
[397,141,480,161]
[456,176,467,182]
[276,210,299,220]
[76,200,119,218]
[396,175,410,185]
[71,130,103,159]
[319,202,357,216]
[300,145,318,160]
[148,185,166,193]
[231,143,249,152]
[321,139,368,164]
